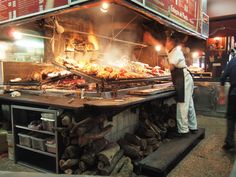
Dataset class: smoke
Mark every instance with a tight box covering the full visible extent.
[98,45,131,68]
[93,4,142,68]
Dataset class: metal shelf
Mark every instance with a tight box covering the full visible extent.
[12,105,59,173]
[17,161,54,173]
[16,144,56,158]
[15,125,55,136]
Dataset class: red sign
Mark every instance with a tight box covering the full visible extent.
[144,0,200,31]
[0,0,9,21]
[169,0,199,27]
[146,0,168,14]
[16,0,39,17]
[43,0,68,11]
[0,0,68,23]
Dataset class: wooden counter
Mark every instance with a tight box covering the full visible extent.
[84,91,176,108]
[0,90,176,110]
[0,94,85,110]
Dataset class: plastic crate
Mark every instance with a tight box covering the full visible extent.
[45,142,56,154]
[31,135,47,151]
[41,113,54,119]
[18,133,32,148]
[41,118,55,132]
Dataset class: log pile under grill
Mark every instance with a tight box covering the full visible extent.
[56,114,134,176]
[57,102,176,176]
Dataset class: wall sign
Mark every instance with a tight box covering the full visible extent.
[130,0,207,37]
[0,0,69,24]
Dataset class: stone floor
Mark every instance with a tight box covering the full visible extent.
[168,115,235,177]
[0,115,235,177]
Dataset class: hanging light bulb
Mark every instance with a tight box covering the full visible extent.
[11,31,23,40]
[100,2,109,13]
[155,45,161,52]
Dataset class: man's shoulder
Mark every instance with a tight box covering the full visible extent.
[229,57,236,64]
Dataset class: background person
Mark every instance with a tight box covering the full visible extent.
[219,55,236,150]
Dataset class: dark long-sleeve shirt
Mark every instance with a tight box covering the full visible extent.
[221,57,236,95]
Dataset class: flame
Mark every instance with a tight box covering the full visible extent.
[88,23,99,50]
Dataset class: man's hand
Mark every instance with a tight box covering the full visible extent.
[218,86,225,105]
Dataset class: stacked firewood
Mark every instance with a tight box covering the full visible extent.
[56,102,176,175]
[139,101,177,133]
[56,113,134,176]
[117,102,177,160]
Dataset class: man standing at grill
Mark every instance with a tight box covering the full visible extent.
[144,31,198,136]
[219,55,236,150]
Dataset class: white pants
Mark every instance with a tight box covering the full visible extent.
[176,69,197,133]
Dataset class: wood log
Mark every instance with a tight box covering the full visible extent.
[71,138,78,145]
[59,159,66,169]
[144,119,161,140]
[61,159,79,170]
[64,145,80,159]
[98,142,120,166]
[78,160,88,172]
[80,154,96,166]
[70,117,92,134]
[131,172,138,177]
[54,127,69,137]
[146,137,158,145]
[74,168,82,174]
[79,124,113,147]
[80,138,109,167]
[97,161,105,170]
[114,157,133,177]
[64,169,73,174]
[118,139,142,150]
[168,118,176,128]
[144,146,153,156]
[76,127,89,136]
[71,116,105,135]
[61,114,72,126]
[124,133,147,150]
[140,139,147,150]
[152,142,161,150]
[90,138,109,154]
[144,129,156,138]
[63,137,71,146]
[99,149,124,176]
[110,156,131,175]
[122,144,142,159]
[117,138,128,147]
[124,133,141,146]
[129,144,141,151]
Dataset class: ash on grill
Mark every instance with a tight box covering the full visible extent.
[56,102,176,176]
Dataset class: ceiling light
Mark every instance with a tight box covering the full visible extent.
[177,46,182,50]
[100,2,109,13]
[155,45,161,52]
[12,31,23,40]
[214,37,220,41]
[192,51,199,58]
